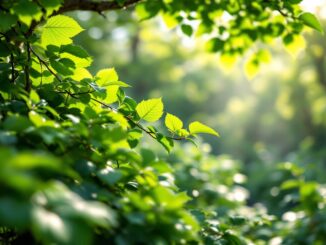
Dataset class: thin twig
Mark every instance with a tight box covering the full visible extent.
[90,97,184,141]
[30,47,63,83]
[10,53,15,83]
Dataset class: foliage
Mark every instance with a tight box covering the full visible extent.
[0,0,325,244]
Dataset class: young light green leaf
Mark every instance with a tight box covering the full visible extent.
[165,113,183,132]
[136,98,164,122]
[41,15,84,47]
[189,121,219,137]
[177,129,190,137]
[95,68,130,87]
[162,13,179,29]
[104,86,120,104]
[103,81,130,87]
[299,12,323,34]
[284,35,306,57]
[244,57,259,80]
[96,68,118,83]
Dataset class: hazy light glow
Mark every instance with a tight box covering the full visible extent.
[301,0,326,19]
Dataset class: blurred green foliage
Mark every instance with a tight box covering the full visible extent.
[0,0,326,244]
[74,9,326,160]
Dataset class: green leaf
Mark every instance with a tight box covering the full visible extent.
[8,152,62,171]
[29,111,58,128]
[244,56,259,80]
[206,38,224,52]
[103,81,130,87]
[162,13,179,29]
[0,131,17,145]
[3,115,33,133]
[60,44,89,58]
[97,167,122,186]
[127,129,143,148]
[281,179,301,190]
[140,148,156,165]
[104,85,120,104]
[0,41,11,57]
[189,121,219,137]
[136,98,164,122]
[181,24,193,36]
[229,215,247,226]
[96,68,129,87]
[177,129,189,137]
[135,2,160,20]
[50,58,75,76]
[283,34,306,57]
[299,12,323,34]
[0,197,31,229]
[39,0,63,16]
[12,1,42,26]
[156,134,174,153]
[0,13,17,32]
[96,68,118,84]
[165,113,183,132]
[41,15,84,47]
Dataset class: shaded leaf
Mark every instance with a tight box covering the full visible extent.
[156,134,174,153]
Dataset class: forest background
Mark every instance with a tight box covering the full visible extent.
[0,0,325,244]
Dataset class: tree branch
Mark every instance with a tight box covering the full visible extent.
[24,42,31,92]
[56,0,143,15]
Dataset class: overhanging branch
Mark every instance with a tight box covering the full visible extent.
[56,0,143,14]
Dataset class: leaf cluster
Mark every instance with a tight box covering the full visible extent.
[0,1,220,244]
[0,1,324,244]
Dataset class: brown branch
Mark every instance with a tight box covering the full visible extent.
[56,0,143,15]
[24,42,31,92]
[26,0,143,35]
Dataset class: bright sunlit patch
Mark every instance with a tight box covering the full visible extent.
[233,173,246,184]
[301,0,324,11]
[112,27,128,41]
[301,0,326,19]
[270,237,282,245]
[88,27,103,40]
[201,143,212,153]
[77,11,91,21]
[33,207,68,241]
[282,211,296,222]
[227,98,248,115]
[227,186,249,202]
[192,189,200,197]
